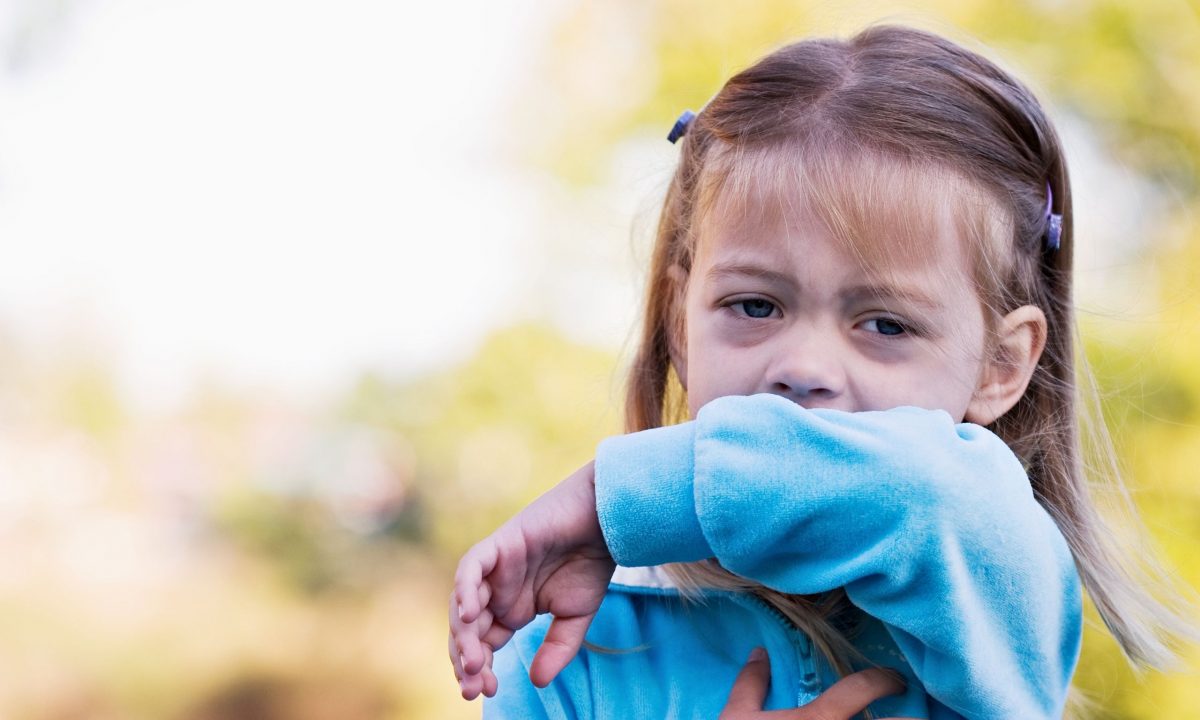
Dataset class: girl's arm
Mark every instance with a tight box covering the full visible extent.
[453,393,1081,717]
[595,393,1082,720]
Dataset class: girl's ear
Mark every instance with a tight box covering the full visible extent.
[665,264,690,390]
[965,305,1048,426]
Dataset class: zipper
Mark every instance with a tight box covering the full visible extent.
[735,592,823,706]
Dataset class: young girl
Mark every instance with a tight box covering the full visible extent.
[449,24,1189,719]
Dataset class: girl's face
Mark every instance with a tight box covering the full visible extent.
[679,196,996,422]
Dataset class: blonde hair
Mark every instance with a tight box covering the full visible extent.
[626,24,1194,683]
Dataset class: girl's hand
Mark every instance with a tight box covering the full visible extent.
[449,461,616,700]
[721,649,914,720]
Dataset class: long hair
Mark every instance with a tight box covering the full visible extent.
[625,24,1192,681]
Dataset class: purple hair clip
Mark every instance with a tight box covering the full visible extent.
[667,109,696,144]
[1044,182,1063,251]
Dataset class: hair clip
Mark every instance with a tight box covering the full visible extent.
[1044,182,1063,251]
[667,110,696,144]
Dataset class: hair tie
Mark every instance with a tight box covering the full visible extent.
[1044,182,1063,251]
[667,110,696,144]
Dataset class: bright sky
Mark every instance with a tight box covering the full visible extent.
[0,0,584,410]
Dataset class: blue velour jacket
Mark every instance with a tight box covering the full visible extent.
[485,394,1082,719]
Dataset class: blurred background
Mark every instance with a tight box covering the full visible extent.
[0,0,1197,718]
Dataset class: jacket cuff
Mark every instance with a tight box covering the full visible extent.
[594,421,713,566]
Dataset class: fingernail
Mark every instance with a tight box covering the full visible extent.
[458,603,465,620]
[748,646,766,661]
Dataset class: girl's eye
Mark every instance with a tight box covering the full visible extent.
[862,318,908,336]
[733,299,777,319]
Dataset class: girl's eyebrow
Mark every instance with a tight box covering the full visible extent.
[842,284,943,311]
[706,263,943,310]
[705,262,795,286]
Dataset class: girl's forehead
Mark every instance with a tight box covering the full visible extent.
[694,145,1005,279]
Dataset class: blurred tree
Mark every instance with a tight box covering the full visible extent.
[517,0,1200,193]
[341,323,621,563]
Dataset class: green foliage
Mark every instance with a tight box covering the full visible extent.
[340,323,621,561]
[519,0,1200,195]
[215,492,345,596]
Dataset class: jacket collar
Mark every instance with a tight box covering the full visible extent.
[610,565,678,590]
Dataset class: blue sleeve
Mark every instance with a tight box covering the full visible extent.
[594,393,1082,720]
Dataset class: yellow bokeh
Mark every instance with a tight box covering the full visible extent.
[1,1,1197,718]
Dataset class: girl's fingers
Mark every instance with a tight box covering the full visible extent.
[459,643,499,700]
[481,644,499,697]
[448,631,463,682]
[528,614,594,688]
[458,608,494,675]
[450,624,484,700]
[455,636,495,701]
[485,536,529,620]
[459,664,487,701]
[482,619,515,652]
[790,668,906,719]
[455,539,499,624]
[721,647,770,715]
[720,658,905,720]
[448,591,470,681]
[476,580,492,616]
[449,582,495,676]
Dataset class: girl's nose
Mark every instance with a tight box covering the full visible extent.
[765,337,847,405]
